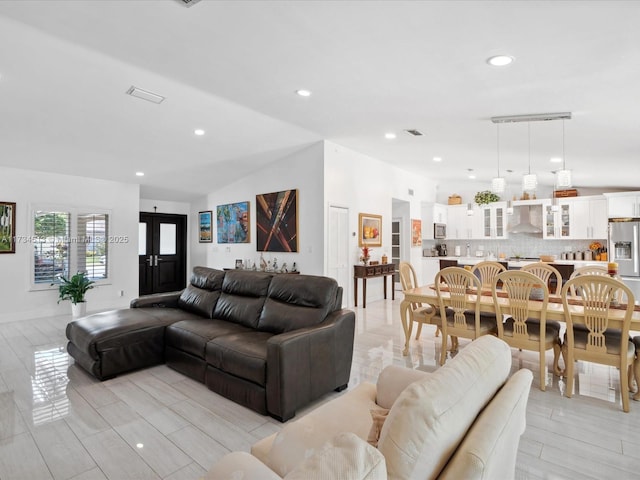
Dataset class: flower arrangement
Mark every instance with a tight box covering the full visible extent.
[360,246,372,264]
[474,191,500,205]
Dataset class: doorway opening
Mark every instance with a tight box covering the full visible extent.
[139,212,187,295]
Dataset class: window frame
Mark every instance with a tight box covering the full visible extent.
[30,204,112,291]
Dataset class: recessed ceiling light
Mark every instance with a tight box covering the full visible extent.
[135,172,144,177]
[296,89,311,97]
[194,129,205,136]
[385,133,397,140]
[487,55,514,67]
[550,157,563,163]
[433,157,442,162]
[136,443,144,449]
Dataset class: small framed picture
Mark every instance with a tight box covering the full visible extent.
[0,201,16,254]
[198,211,213,243]
[235,259,243,269]
[411,219,422,247]
[358,213,382,247]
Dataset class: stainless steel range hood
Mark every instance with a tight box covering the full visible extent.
[509,205,542,234]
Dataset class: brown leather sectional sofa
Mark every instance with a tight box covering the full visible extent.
[66,266,356,421]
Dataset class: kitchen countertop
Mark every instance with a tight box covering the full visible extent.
[424,256,608,269]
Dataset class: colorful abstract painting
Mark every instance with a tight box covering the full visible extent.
[256,189,298,252]
[216,202,250,243]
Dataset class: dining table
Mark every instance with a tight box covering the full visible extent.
[400,284,640,356]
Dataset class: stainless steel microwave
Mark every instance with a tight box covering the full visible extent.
[434,223,446,239]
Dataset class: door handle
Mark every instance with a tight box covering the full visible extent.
[154,255,159,267]
[147,256,153,266]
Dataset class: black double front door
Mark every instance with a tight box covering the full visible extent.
[139,213,187,295]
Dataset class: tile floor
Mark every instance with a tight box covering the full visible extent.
[1,298,640,479]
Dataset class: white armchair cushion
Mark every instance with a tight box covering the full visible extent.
[267,383,378,476]
[377,335,512,480]
[376,365,429,409]
[284,432,386,480]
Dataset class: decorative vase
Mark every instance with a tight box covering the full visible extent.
[362,257,370,265]
[71,302,87,318]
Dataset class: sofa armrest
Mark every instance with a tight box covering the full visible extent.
[376,365,429,409]
[266,308,355,422]
[204,452,281,480]
[129,291,182,309]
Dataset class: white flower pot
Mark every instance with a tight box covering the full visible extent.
[71,302,87,318]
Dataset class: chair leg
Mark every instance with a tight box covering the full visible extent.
[415,321,423,340]
[439,332,447,366]
[621,364,630,413]
[539,350,546,391]
[634,356,640,401]
[552,342,563,376]
[563,345,574,398]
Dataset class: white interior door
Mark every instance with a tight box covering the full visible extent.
[328,205,349,307]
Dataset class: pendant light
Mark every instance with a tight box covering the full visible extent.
[522,122,537,192]
[491,124,505,193]
[555,119,572,188]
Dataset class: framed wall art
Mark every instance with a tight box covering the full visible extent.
[216,201,250,244]
[256,189,298,252]
[358,213,382,247]
[198,210,213,243]
[411,219,422,247]
[0,201,16,254]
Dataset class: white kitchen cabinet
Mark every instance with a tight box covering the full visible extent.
[446,204,473,239]
[568,197,608,239]
[422,257,441,285]
[543,201,572,239]
[421,202,448,239]
[479,202,508,239]
[605,192,640,218]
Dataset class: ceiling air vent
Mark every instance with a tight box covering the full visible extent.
[177,0,202,7]
[405,129,423,136]
[126,86,165,104]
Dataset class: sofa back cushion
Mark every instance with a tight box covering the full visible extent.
[257,274,339,333]
[177,267,225,318]
[377,335,512,480]
[213,270,273,328]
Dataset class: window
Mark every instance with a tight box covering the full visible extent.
[34,211,70,284]
[78,213,108,281]
[32,208,110,287]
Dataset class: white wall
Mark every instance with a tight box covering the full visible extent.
[324,141,437,306]
[192,143,325,274]
[0,166,140,322]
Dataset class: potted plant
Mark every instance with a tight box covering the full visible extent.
[474,190,500,205]
[56,272,95,317]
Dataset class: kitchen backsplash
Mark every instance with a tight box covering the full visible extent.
[422,237,607,259]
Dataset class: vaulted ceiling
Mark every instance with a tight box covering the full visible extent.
[1,1,638,201]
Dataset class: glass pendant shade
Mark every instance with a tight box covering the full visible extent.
[491,176,506,193]
[506,200,514,215]
[556,169,572,188]
[467,203,474,216]
[522,173,537,191]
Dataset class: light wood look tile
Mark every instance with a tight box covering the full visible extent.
[1,298,640,479]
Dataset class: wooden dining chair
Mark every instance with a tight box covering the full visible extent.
[435,267,497,366]
[492,270,562,391]
[568,265,608,296]
[471,261,506,291]
[633,337,640,402]
[561,275,636,412]
[521,262,563,295]
[399,262,440,340]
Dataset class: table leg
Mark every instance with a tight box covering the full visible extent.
[391,274,395,300]
[363,278,367,308]
[400,299,411,356]
[354,277,358,307]
[383,274,387,299]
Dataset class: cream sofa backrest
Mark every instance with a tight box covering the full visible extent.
[377,335,512,480]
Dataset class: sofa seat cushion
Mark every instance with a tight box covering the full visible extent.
[165,319,252,359]
[206,331,273,386]
[66,308,194,359]
[377,335,512,480]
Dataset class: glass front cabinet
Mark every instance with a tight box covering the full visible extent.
[544,202,571,239]
[480,202,508,239]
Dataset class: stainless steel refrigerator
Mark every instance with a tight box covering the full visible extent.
[610,220,640,303]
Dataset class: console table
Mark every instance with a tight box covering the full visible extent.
[354,263,396,308]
